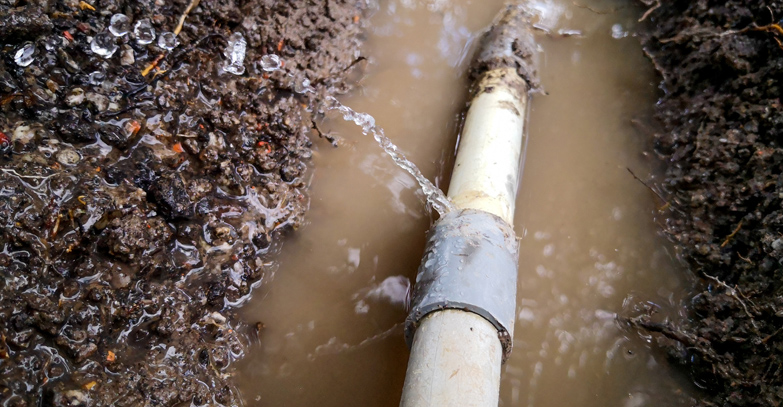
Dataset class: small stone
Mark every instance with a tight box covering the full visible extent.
[109,13,131,36]
[294,76,312,94]
[86,92,109,111]
[13,124,37,144]
[157,31,178,50]
[120,45,135,66]
[14,42,35,67]
[65,88,85,106]
[91,31,118,58]
[56,149,81,165]
[46,79,60,93]
[133,19,156,45]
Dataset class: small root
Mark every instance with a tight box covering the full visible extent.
[737,252,754,264]
[312,120,337,147]
[720,220,743,248]
[638,0,660,22]
[141,53,166,77]
[626,167,671,210]
[704,274,759,331]
[175,0,201,35]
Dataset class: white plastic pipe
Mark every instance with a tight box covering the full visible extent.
[400,310,503,407]
[447,67,528,225]
[400,68,528,407]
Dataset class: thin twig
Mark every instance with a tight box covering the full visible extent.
[174,0,201,35]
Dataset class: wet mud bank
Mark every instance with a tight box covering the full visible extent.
[634,1,783,405]
[0,0,364,405]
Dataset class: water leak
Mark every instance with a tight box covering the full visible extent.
[236,1,695,406]
[322,95,456,216]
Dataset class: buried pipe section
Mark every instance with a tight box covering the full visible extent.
[400,5,537,407]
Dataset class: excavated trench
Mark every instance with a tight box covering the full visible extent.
[1,1,781,406]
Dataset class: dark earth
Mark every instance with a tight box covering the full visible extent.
[629,1,783,406]
[0,0,365,405]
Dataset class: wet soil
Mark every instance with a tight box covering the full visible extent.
[633,1,783,405]
[0,0,364,405]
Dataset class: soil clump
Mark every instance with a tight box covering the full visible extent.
[632,1,783,406]
[0,0,365,405]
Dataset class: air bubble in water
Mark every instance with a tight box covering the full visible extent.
[109,14,131,37]
[88,71,106,86]
[611,24,627,39]
[157,32,178,50]
[134,19,156,45]
[222,32,247,75]
[14,42,35,67]
[260,54,282,72]
[91,31,118,58]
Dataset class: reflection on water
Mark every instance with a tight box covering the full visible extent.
[235,1,695,406]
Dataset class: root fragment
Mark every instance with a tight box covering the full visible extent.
[704,274,759,331]
[720,220,743,248]
[175,0,201,35]
[638,0,660,22]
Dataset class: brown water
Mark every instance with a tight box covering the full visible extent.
[236,1,695,406]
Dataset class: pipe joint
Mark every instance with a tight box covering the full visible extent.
[405,209,519,361]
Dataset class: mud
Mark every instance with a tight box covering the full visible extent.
[0,0,364,405]
[632,1,783,405]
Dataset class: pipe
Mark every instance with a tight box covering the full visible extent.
[400,5,537,407]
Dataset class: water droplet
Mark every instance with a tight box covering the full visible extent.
[14,42,35,67]
[157,31,178,50]
[134,19,156,45]
[91,31,118,58]
[109,14,131,37]
[222,32,246,75]
[294,76,312,94]
[88,71,106,86]
[260,54,282,72]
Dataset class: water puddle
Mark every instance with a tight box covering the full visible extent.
[236,1,696,406]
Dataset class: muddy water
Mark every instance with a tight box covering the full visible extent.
[236,1,695,406]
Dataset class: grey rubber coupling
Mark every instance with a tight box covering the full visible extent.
[405,209,519,361]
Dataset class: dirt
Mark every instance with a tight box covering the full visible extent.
[0,0,365,405]
[629,1,783,406]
